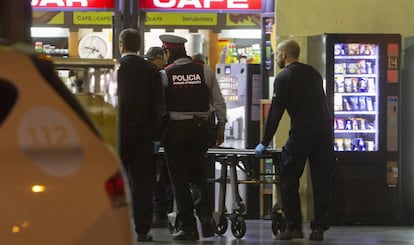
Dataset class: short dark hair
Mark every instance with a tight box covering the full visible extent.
[145,46,164,60]
[166,48,187,64]
[119,28,141,53]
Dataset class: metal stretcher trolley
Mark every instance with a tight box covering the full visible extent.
[207,148,286,239]
[160,147,286,239]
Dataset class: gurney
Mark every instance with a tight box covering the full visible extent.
[158,147,286,239]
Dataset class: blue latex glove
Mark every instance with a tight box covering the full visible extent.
[255,143,266,158]
[153,141,162,154]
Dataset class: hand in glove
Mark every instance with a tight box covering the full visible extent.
[255,143,266,158]
[153,141,162,154]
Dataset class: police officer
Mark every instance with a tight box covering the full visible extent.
[159,34,227,241]
[117,28,163,242]
[255,39,335,241]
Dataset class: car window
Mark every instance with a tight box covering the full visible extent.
[0,79,18,126]
[31,56,101,138]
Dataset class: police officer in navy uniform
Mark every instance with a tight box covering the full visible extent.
[159,34,227,241]
[117,29,163,242]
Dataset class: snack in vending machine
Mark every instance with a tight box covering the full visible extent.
[334,95,343,111]
[349,96,359,111]
[358,60,367,74]
[347,43,360,55]
[366,141,375,151]
[358,118,366,130]
[344,138,352,151]
[347,63,359,74]
[360,44,376,56]
[334,43,345,56]
[345,119,352,130]
[366,97,374,111]
[352,138,366,151]
[359,96,367,111]
[336,118,345,130]
[359,78,368,92]
[335,63,346,74]
[352,118,359,130]
[336,76,345,92]
[367,78,376,93]
[343,97,352,111]
[344,78,353,93]
[366,62,373,74]
[352,78,359,92]
[335,138,344,151]
[366,120,375,130]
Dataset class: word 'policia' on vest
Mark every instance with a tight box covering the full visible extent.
[172,74,202,85]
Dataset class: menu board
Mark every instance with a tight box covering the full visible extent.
[333,43,379,152]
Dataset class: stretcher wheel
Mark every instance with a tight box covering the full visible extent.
[271,212,286,236]
[213,214,228,235]
[238,202,246,214]
[230,216,246,239]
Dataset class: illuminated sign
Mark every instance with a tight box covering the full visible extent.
[140,0,262,12]
[31,0,114,10]
[145,12,217,26]
[73,12,112,25]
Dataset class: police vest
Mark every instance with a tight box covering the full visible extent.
[165,62,210,112]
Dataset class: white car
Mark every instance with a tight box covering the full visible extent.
[0,45,133,244]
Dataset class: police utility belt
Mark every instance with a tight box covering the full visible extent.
[168,111,210,128]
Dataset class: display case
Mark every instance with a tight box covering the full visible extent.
[333,43,379,151]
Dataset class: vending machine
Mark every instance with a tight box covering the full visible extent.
[401,36,414,224]
[308,33,401,225]
[216,63,262,149]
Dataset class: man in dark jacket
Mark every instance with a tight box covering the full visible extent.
[117,28,163,242]
[255,39,335,241]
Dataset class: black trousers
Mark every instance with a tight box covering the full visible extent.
[280,122,335,231]
[164,119,212,232]
[119,129,155,235]
[153,156,173,218]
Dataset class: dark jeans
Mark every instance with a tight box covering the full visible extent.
[280,123,335,231]
[164,119,212,232]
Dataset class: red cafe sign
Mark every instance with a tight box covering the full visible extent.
[140,0,262,12]
[31,0,114,10]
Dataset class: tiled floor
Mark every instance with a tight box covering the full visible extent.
[136,219,414,244]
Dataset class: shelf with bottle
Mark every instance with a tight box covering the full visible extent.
[334,43,377,57]
[334,94,376,112]
[35,41,69,57]
[221,42,261,64]
[334,137,375,152]
[335,75,376,93]
[334,60,375,76]
[334,116,375,131]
